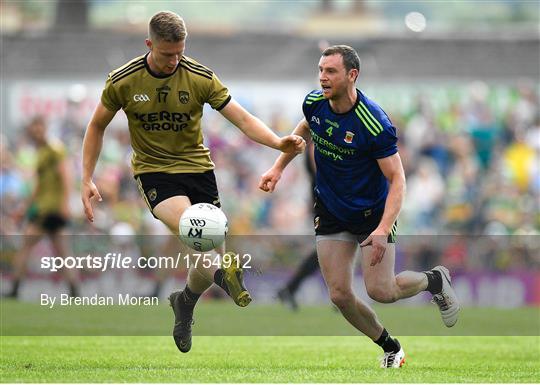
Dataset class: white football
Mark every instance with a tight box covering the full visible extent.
[178,203,228,252]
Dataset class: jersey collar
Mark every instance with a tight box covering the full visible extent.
[328,89,361,116]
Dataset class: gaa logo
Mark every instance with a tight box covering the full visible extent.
[189,218,206,227]
[133,94,150,102]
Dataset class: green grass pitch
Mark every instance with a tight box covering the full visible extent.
[1,301,539,382]
[1,336,538,382]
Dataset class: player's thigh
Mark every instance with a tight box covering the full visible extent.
[135,173,193,235]
[360,243,396,290]
[316,236,358,291]
[153,196,192,235]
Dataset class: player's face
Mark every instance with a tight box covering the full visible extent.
[147,39,185,74]
[318,54,352,99]
[27,120,47,145]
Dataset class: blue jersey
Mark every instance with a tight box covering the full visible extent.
[302,89,398,223]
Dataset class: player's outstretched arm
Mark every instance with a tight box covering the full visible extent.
[360,152,406,265]
[81,102,116,222]
[219,99,306,154]
[259,118,310,193]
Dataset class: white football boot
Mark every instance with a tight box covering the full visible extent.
[380,345,405,368]
[431,266,460,327]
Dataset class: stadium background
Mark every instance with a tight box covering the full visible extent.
[1,1,539,310]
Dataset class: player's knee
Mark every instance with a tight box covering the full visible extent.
[366,285,397,304]
[329,287,355,310]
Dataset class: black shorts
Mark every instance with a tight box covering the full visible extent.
[28,210,68,233]
[135,171,221,214]
[313,197,396,243]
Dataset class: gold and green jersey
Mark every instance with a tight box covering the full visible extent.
[101,53,231,175]
[35,140,66,214]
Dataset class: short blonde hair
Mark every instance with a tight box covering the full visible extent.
[149,11,187,42]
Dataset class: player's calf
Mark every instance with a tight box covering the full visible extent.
[365,284,399,304]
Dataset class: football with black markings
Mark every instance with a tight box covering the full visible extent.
[178,203,228,252]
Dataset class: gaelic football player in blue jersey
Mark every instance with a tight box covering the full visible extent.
[260,45,460,368]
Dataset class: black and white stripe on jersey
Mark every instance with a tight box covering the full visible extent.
[179,58,213,80]
[180,57,213,76]
[110,57,144,79]
[111,58,145,84]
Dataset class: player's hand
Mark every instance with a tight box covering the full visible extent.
[360,230,388,266]
[12,205,27,225]
[81,179,102,222]
[278,135,306,154]
[259,167,282,193]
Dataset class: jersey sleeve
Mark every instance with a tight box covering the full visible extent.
[302,96,310,119]
[302,90,320,120]
[207,73,231,111]
[357,100,398,159]
[100,74,123,112]
[357,101,398,159]
[368,106,398,159]
[371,124,398,159]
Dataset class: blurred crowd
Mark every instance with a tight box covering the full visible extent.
[1,81,539,272]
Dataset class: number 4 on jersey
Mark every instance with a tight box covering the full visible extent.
[326,126,333,136]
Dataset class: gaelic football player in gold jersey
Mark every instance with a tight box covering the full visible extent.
[7,116,78,299]
[82,11,305,353]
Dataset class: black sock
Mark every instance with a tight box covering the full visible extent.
[424,270,443,295]
[68,282,78,297]
[181,285,201,307]
[374,328,401,353]
[213,269,230,295]
[287,251,319,294]
[151,281,162,298]
[9,279,20,297]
